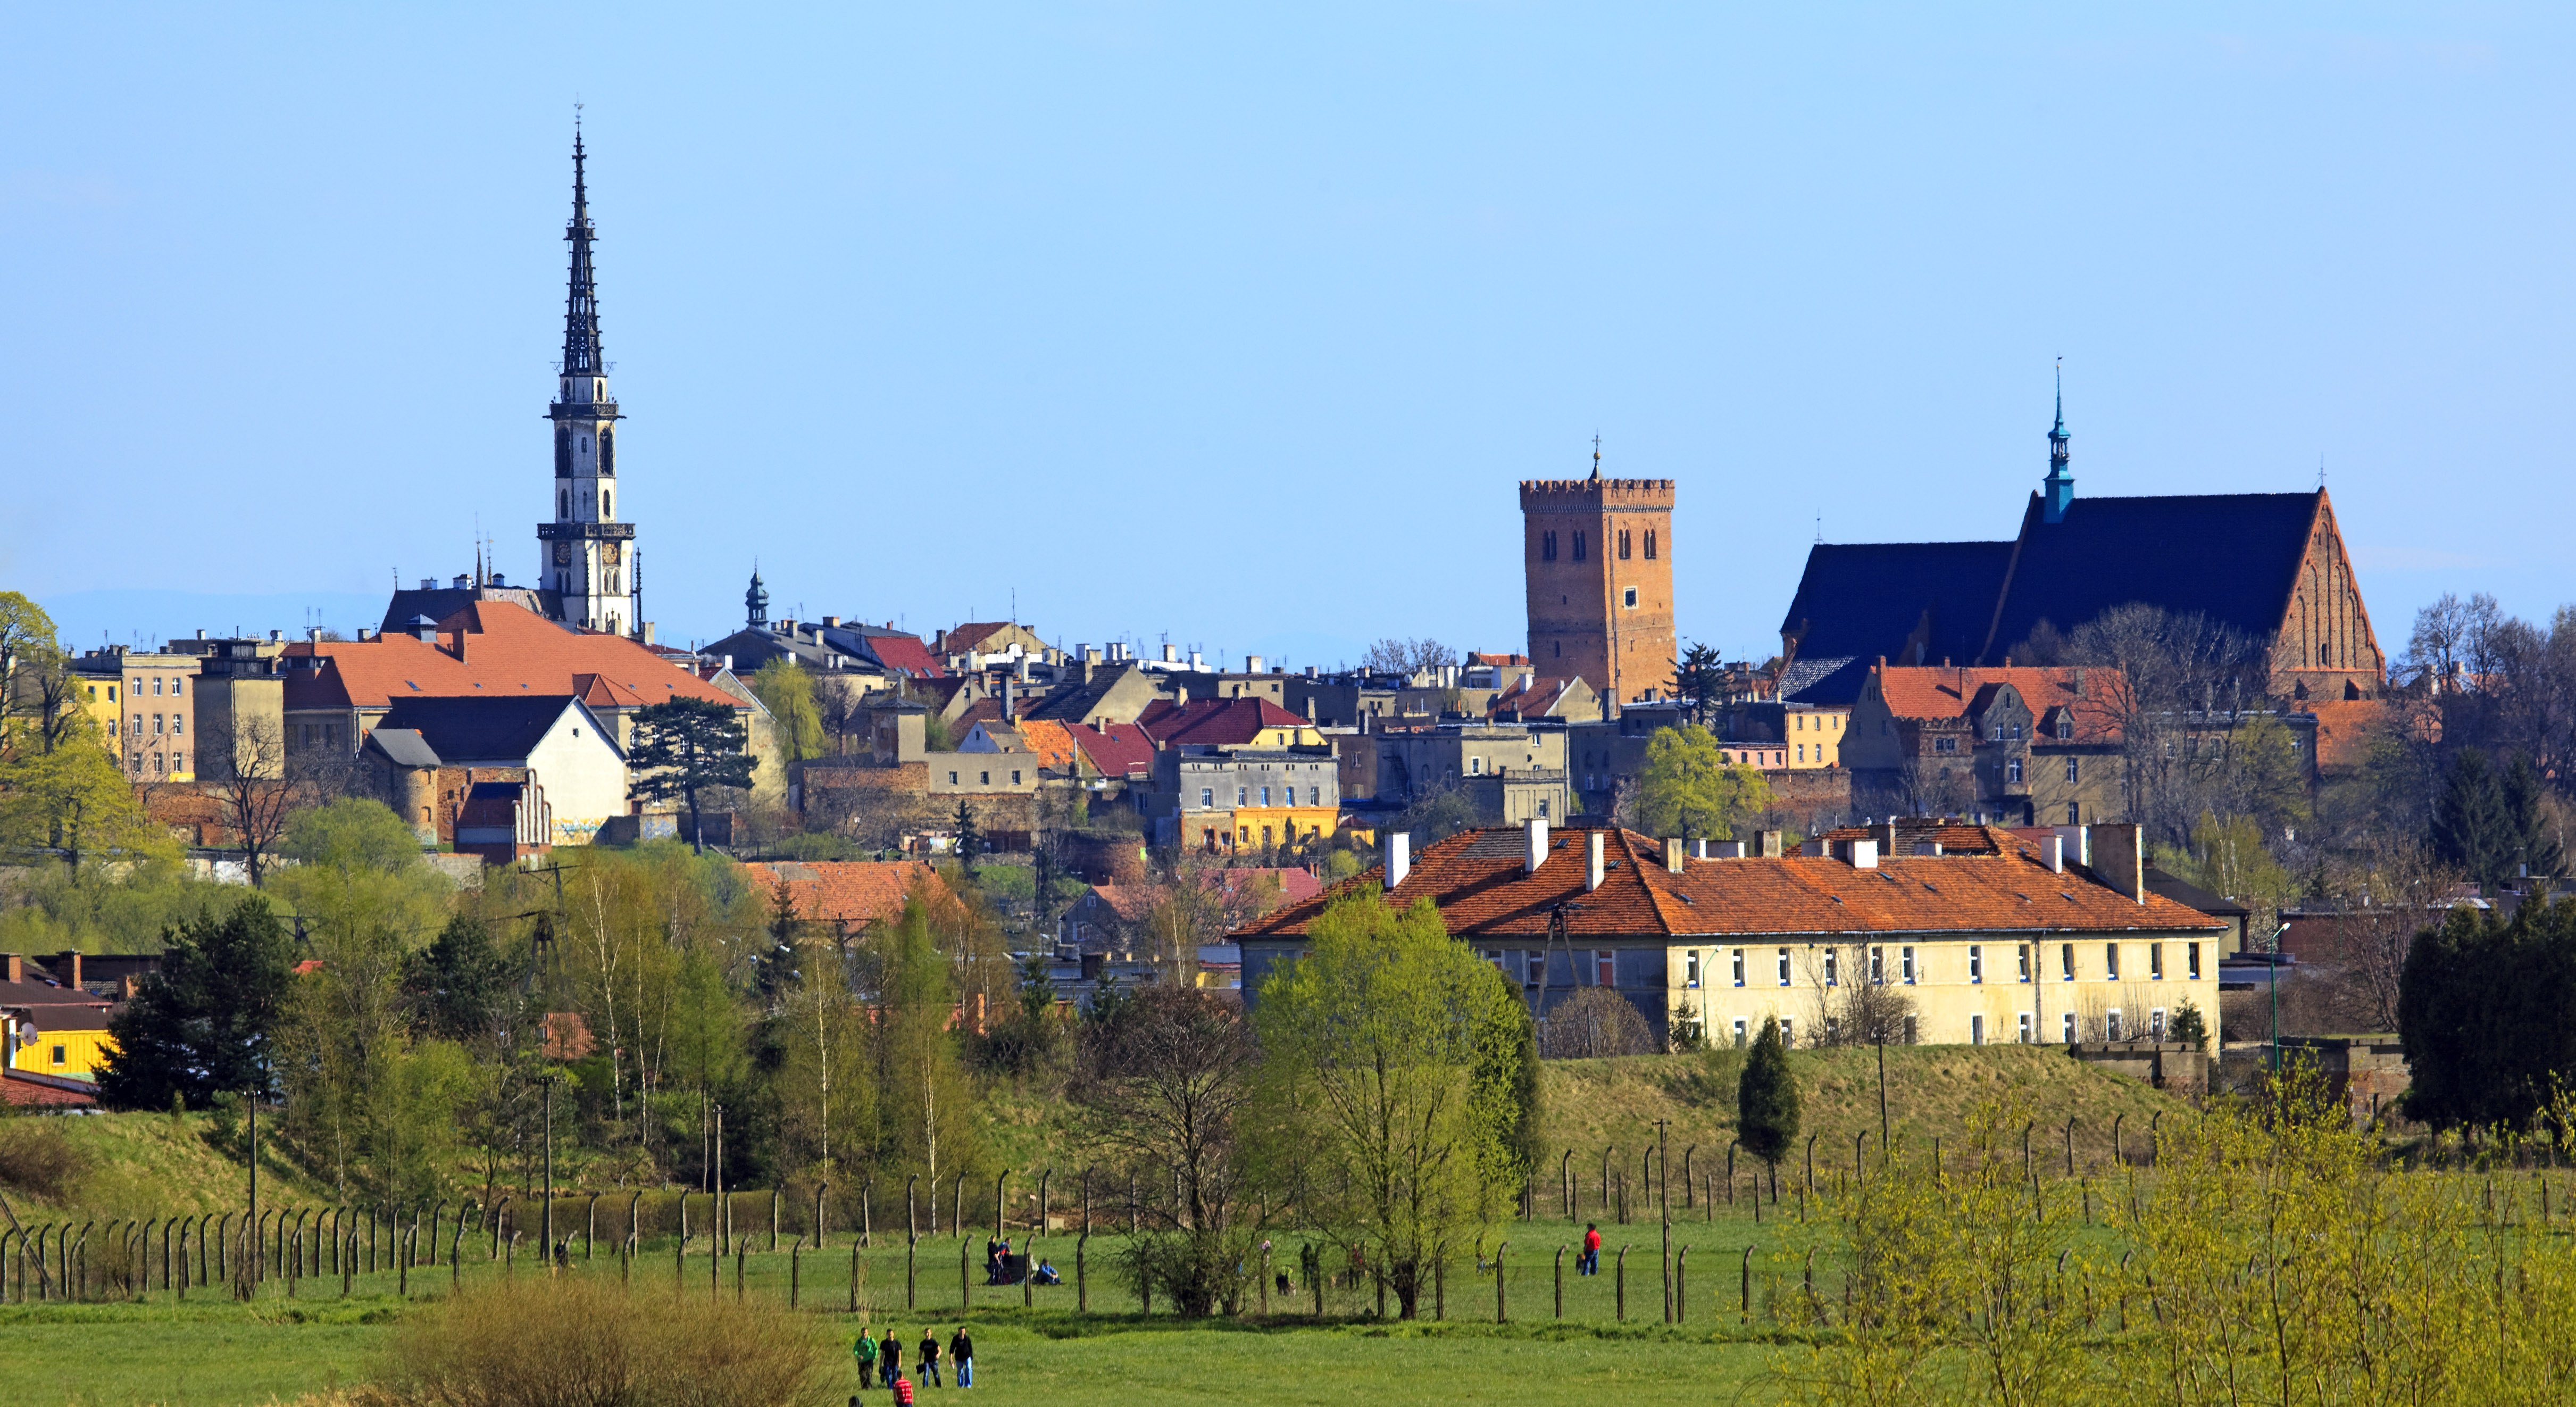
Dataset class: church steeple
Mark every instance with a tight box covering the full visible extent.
[2042,360,2073,524]
[538,120,639,637]
[746,568,770,630]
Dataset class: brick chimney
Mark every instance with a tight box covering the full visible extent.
[3,954,20,984]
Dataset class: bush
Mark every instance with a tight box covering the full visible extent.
[377,1275,837,1407]
[1541,987,1657,1058]
[0,1118,86,1201]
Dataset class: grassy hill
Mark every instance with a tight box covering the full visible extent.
[0,1109,332,1227]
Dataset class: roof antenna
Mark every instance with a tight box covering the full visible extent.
[1815,513,1823,544]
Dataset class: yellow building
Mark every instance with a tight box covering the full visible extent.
[3,958,118,1080]
[1240,820,2228,1052]
[69,644,199,781]
[1785,705,1849,769]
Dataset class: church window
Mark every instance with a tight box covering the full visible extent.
[1645,528,1657,559]
[554,427,571,474]
[1619,529,1632,560]
[559,490,569,518]
[2319,643,2331,664]
[1553,641,1560,658]
[1572,531,1587,561]
[602,489,613,517]
[601,427,615,473]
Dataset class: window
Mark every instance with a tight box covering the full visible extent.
[1572,531,1587,561]
[152,677,163,696]
[1200,788,1214,808]
[1796,744,1805,762]
[1259,786,1272,806]
[948,771,958,784]
[1644,528,1657,560]
[2065,757,2080,782]
[1011,770,1022,785]
[1537,798,1549,818]
[2061,943,2075,980]
[1935,736,1958,754]
[1470,756,1483,775]
[1618,529,1632,560]
[129,753,140,770]
[2063,1012,2077,1043]
[2188,943,2202,981]
[2151,1009,2168,1040]
[51,1045,66,1067]
[2105,944,2121,980]
[153,753,164,773]
[1869,946,1884,984]
[2006,758,2023,783]
[1903,1015,1917,1044]
[2066,802,2081,824]
[1731,949,1746,986]
[1596,951,1616,987]
[106,685,114,702]
[1541,530,1557,561]
[1900,946,1916,984]
[1237,787,1248,806]
[2107,1010,2123,1041]
[1969,945,1983,983]
[1825,1016,1841,1043]
[1308,786,1320,805]
[1732,1018,1747,1048]
[153,713,164,734]
[1779,1018,1794,1047]
[1823,948,1838,986]
[979,771,990,785]
[2150,943,2164,980]
[1623,587,1638,607]
[2018,1012,2033,1043]
[172,753,184,771]
[1775,947,1791,986]
[131,713,143,735]
[2018,944,2031,982]
[1971,1014,1985,1046]
[1685,951,1700,987]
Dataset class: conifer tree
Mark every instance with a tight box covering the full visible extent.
[2430,749,2511,889]
[1736,1015,1800,1198]
[2500,753,2566,881]
[96,902,296,1109]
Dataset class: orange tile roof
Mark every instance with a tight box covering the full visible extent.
[1871,665,2125,743]
[1013,719,1085,772]
[1241,823,2227,942]
[286,601,744,712]
[738,860,959,928]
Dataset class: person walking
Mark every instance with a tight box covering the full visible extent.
[880,1333,904,1388]
[949,1327,974,1387]
[853,1327,880,1391]
[1581,1223,1602,1276]
[919,1329,943,1387]
[890,1370,915,1406]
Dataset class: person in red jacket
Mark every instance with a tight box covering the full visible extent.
[1581,1222,1603,1276]
[891,1370,915,1406]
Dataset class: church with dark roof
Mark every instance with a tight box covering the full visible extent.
[1775,379,2386,709]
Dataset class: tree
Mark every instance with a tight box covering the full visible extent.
[403,913,516,1043]
[1362,637,1453,678]
[2500,752,2566,880]
[1736,1015,1800,1197]
[206,715,303,887]
[1630,724,1771,843]
[2168,998,2208,1053]
[1074,986,1258,1314]
[1668,640,1727,728]
[2430,749,2514,889]
[95,901,297,1109]
[813,675,872,756]
[749,658,826,763]
[1252,891,1523,1319]
[629,696,758,853]
[951,797,983,876]
[1539,987,1655,1057]
[2398,897,2576,1129]
[0,725,171,880]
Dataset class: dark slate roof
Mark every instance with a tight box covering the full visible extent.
[373,695,605,764]
[1777,540,2013,702]
[1975,492,2320,664]
[1023,661,1148,722]
[378,586,560,634]
[368,727,442,768]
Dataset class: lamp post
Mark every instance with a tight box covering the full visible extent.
[539,1075,558,1271]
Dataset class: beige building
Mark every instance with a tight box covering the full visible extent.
[71,645,211,781]
[1241,819,2228,1051]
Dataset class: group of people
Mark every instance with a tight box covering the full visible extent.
[980,1236,1062,1287]
[852,1326,974,1401]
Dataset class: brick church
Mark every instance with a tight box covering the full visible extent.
[1774,383,2387,709]
[1520,443,1676,710]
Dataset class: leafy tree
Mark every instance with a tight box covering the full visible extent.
[1630,724,1771,843]
[1667,640,1727,728]
[2163,811,2294,909]
[2430,749,2514,889]
[1736,1015,1800,1197]
[629,696,758,853]
[403,913,518,1043]
[869,885,986,1190]
[1252,890,1522,1318]
[1470,965,1543,1213]
[749,657,826,763]
[95,901,297,1109]
[0,726,171,880]
[282,795,424,871]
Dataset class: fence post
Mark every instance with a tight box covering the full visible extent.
[1554,1245,1564,1319]
[1494,1242,1507,1323]
[1615,1245,1627,1321]
[1674,1245,1687,1322]
[1741,1246,1752,1322]
[960,1237,971,1311]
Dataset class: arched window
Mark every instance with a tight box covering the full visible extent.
[1540,530,1557,561]
[601,427,615,473]
[1572,531,1588,561]
[2319,642,2331,664]
[1619,529,1632,560]
[602,488,613,518]
[1644,528,1657,560]
[558,490,568,518]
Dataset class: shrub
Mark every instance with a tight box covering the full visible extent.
[0,1118,85,1201]
[377,1275,836,1407]
[1541,987,1656,1058]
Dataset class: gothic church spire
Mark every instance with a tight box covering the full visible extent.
[562,128,604,378]
[2042,359,2073,524]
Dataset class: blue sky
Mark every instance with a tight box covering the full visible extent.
[5,4,2569,670]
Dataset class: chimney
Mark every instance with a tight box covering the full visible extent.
[1848,838,1879,869]
[823,615,841,629]
[1520,670,1536,693]
[3,954,19,983]
[1756,828,1785,858]
[2053,825,2088,870]
[1384,832,1411,891]
[1304,696,1316,722]
[1163,644,1178,663]
[1247,655,1264,674]
[195,628,206,640]
[1914,842,1942,856]
[2087,822,2146,903]
[1587,831,1606,892]
[721,655,735,672]
[1663,837,1684,874]
[1189,651,1204,670]
[61,951,81,988]
[308,627,322,644]
[2040,832,2065,873]
[420,579,435,591]
[1525,817,1549,875]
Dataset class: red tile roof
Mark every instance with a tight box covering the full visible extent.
[1013,719,1085,773]
[1242,823,2228,942]
[1135,697,1310,746]
[936,623,1014,655]
[3,1069,97,1106]
[1469,652,1532,668]
[1070,721,1156,778]
[285,602,744,712]
[738,860,960,928]
[864,632,946,680]
[1871,665,2125,743]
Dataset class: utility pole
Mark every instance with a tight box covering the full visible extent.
[540,1075,558,1271]
[1653,1117,1672,1323]
[1875,1021,1890,1160]
[247,1090,260,1289]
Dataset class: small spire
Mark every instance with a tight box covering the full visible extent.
[561,123,604,378]
[2042,358,2074,524]
[1590,433,1602,480]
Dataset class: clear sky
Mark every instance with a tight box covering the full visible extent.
[5,4,2569,669]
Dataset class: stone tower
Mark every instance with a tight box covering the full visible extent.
[1521,446,1675,710]
[536,127,640,637]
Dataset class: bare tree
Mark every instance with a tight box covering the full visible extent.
[1362,637,1453,679]
[209,717,303,887]
[2314,839,2464,1033]
[1538,987,1655,1058]
[813,676,873,757]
